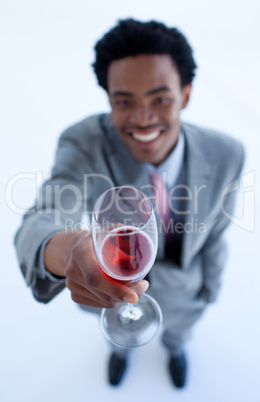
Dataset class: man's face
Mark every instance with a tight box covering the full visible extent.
[107,54,192,166]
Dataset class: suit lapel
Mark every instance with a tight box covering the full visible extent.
[180,123,214,268]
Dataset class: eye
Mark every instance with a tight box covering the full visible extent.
[154,96,171,105]
[114,99,131,107]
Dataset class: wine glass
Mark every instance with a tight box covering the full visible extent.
[92,185,162,349]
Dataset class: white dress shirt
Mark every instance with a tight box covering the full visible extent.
[144,129,185,191]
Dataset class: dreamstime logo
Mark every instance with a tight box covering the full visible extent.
[221,171,255,232]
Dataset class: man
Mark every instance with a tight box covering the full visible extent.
[15,19,244,388]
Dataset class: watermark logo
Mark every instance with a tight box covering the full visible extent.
[221,170,255,232]
[6,170,255,233]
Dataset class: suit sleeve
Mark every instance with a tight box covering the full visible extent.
[200,142,245,303]
[14,123,90,303]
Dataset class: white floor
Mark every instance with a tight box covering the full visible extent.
[1,1,260,401]
[1,233,260,402]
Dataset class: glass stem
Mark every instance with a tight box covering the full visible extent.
[128,303,134,315]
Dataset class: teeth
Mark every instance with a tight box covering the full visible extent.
[132,131,160,142]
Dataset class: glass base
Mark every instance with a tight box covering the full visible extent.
[100,293,162,349]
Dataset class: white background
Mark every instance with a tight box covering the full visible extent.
[1,1,260,401]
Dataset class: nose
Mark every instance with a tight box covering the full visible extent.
[129,104,155,127]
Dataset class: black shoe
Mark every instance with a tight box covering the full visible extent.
[168,352,187,388]
[108,352,127,386]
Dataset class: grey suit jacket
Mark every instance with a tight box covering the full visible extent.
[14,114,245,304]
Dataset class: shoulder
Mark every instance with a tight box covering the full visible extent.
[51,113,112,178]
[58,113,108,148]
[182,121,245,167]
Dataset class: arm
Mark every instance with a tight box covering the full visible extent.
[15,184,149,306]
[14,117,148,305]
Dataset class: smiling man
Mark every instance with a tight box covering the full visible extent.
[107,54,191,166]
[15,19,244,389]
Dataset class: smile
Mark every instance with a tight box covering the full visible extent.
[131,131,161,143]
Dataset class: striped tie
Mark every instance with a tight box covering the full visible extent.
[150,171,183,265]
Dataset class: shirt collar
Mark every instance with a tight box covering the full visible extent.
[144,129,185,188]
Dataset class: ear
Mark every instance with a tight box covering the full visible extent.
[182,83,192,109]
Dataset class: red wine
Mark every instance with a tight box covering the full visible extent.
[100,226,153,281]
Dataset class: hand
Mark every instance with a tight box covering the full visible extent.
[64,232,149,308]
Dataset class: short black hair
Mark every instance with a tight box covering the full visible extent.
[92,18,197,90]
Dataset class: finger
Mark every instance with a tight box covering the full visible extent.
[82,267,141,303]
[70,293,116,308]
[65,258,86,286]
[128,280,150,298]
[65,278,119,306]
